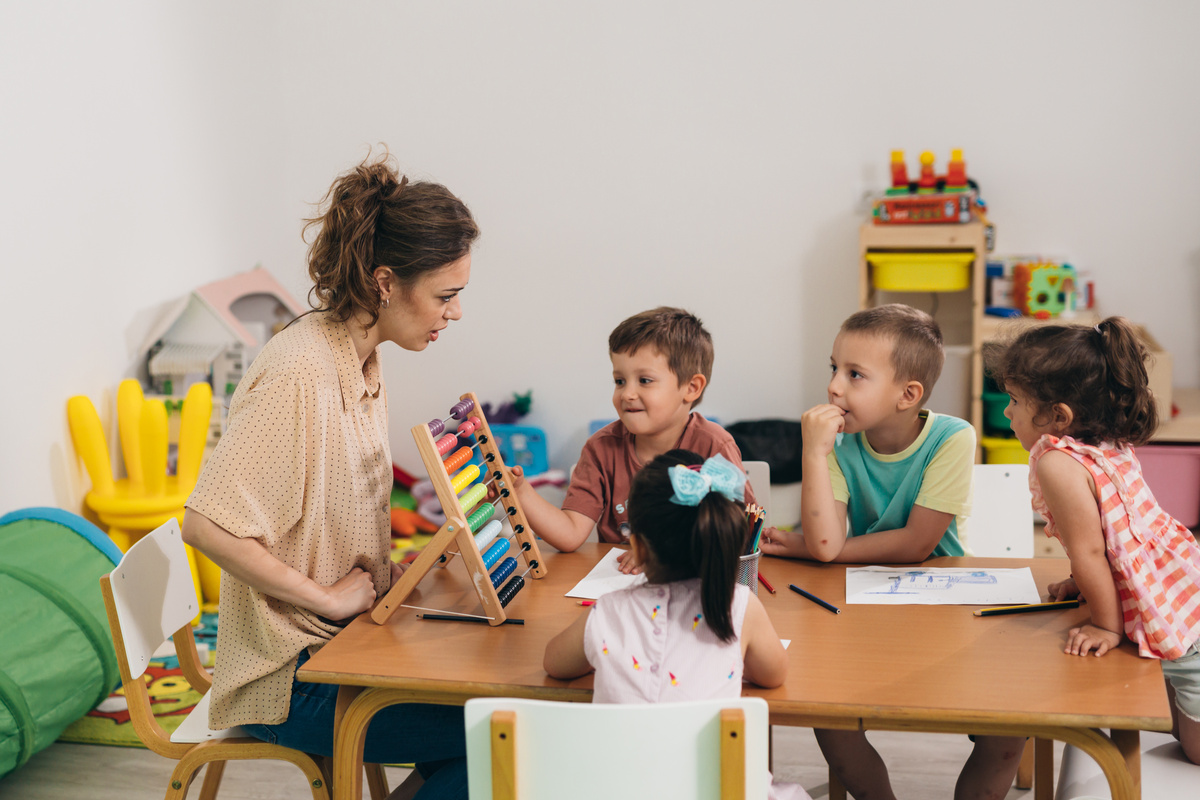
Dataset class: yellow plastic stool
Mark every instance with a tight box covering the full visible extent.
[67,379,218,614]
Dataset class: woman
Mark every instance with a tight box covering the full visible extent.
[183,150,478,799]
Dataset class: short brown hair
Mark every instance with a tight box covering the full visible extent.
[841,304,944,392]
[303,148,479,329]
[609,307,714,407]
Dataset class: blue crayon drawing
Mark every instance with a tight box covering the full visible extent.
[871,570,997,595]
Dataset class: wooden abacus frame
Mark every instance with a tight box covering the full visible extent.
[371,392,547,626]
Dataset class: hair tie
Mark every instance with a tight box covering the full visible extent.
[668,454,746,506]
[1094,322,1104,335]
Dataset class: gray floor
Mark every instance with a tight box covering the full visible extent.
[3,727,1061,799]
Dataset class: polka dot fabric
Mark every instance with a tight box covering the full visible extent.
[186,311,392,729]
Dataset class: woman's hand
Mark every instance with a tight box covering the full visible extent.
[1047,576,1081,602]
[1065,623,1122,657]
[319,567,377,621]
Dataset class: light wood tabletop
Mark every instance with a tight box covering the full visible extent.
[301,544,1172,800]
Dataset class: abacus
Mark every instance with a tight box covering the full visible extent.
[371,392,547,626]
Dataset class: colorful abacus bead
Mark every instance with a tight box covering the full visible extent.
[498,575,526,607]
[489,556,517,588]
[442,446,473,474]
[467,502,496,532]
[458,483,487,513]
[426,399,476,438]
[481,539,509,570]
[473,519,503,551]
[435,433,458,456]
[450,464,481,495]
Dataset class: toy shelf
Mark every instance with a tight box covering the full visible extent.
[859,221,989,459]
[1153,387,1200,443]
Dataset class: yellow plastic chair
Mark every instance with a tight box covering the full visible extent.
[68,379,219,605]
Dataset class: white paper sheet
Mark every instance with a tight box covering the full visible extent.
[845,566,1041,605]
[565,548,647,599]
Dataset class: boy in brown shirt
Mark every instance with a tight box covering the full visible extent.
[512,307,754,569]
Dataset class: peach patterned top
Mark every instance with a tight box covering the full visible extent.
[186,311,393,728]
[1029,435,1200,660]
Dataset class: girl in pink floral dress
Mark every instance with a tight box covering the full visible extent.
[989,316,1200,763]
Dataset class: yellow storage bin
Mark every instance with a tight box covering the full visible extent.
[867,251,973,292]
[981,436,1030,465]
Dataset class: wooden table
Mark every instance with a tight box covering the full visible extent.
[299,545,1172,800]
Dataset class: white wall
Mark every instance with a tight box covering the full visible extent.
[4,1,1199,515]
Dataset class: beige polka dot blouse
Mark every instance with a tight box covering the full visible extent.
[186,311,392,729]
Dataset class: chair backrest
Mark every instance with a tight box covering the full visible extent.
[103,518,200,680]
[465,697,768,800]
[743,460,770,524]
[968,464,1033,557]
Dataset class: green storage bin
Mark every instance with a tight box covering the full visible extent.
[982,391,1012,433]
[0,508,121,779]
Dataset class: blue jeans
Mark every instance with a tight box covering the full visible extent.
[242,649,468,799]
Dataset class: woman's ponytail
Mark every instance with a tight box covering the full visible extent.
[303,148,477,328]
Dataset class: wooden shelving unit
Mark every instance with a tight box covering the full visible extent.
[859,221,988,456]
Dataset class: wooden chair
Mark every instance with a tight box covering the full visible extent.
[464,696,769,799]
[100,518,388,800]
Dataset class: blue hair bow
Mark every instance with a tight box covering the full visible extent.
[668,453,747,506]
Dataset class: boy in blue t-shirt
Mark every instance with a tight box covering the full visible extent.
[762,303,1024,800]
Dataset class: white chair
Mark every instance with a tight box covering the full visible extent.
[464,697,769,799]
[743,460,771,523]
[1056,731,1199,799]
[100,519,389,800]
[967,464,1034,557]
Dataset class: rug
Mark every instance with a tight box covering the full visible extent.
[58,612,218,748]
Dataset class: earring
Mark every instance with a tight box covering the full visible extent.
[382,297,390,309]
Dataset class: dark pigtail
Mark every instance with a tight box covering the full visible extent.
[629,449,746,642]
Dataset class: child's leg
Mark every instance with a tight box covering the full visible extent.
[953,735,1025,800]
[813,728,896,800]
[1163,643,1200,764]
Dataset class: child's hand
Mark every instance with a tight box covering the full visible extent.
[319,567,377,621]
[1065,623,1122,657]
[759,527,804,559]
[487,465,527,503]
[801,404,846,457]
[616,548,643,575]
[1047,576,1081,602]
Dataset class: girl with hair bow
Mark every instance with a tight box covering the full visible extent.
[545,450,808,800]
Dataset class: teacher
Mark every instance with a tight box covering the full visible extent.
[183,150,478,799]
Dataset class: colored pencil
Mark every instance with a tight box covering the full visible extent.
[417,613,525,625]
[758,571,776,594]
[972,600,1080,617]
[577,600,595,607]
[788,584,840,614]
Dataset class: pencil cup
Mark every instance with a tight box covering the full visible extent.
[736,550,760,596]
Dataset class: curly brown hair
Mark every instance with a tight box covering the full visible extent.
[303,149,478,328]
[985,317,1159,447]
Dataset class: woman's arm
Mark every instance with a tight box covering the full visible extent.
[1036,450,1123,656]
[543,609,593,679]
[181,510,377,621]
[741,594,788,688]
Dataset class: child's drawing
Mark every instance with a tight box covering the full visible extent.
[872,570,997,595]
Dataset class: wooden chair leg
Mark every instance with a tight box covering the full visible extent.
[385,769,425,800]
[198,760,226,800]
[1034,737,1054,800]
[828,767,847,800]
[364,763,389,800]
[1015,738,1034,789]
